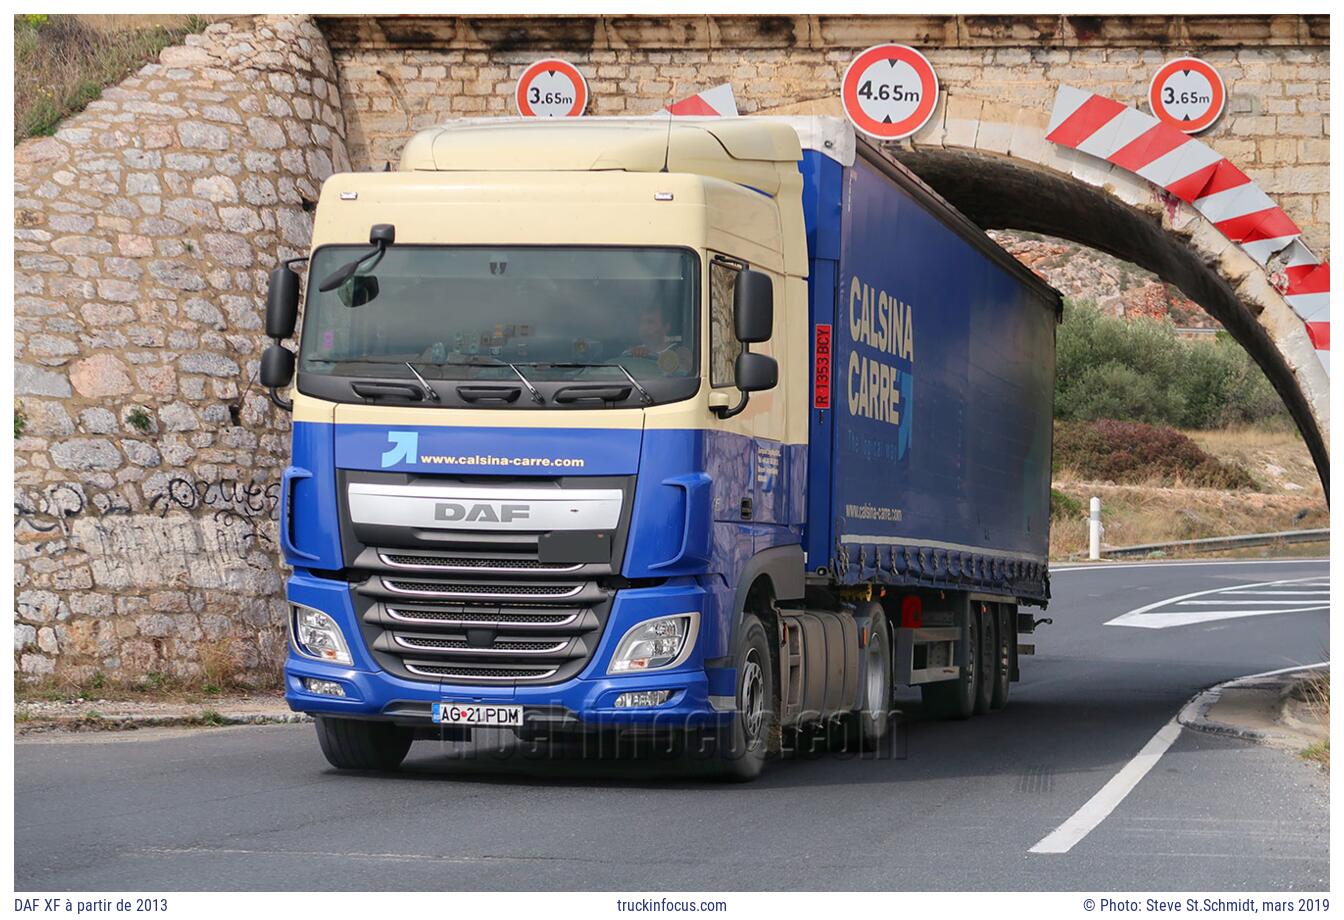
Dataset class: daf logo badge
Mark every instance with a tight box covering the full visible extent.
[434,502,531,524]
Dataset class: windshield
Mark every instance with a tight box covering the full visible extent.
[298,246,698,390]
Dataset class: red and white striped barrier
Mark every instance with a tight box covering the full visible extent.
[1047,85,1329,374]
[661,83,738,117]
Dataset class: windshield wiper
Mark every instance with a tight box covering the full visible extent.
[315,355,543,404]
[526,362,654,405]
[611,363,654,405]
[506,363,544,405]
[403,362,440,402]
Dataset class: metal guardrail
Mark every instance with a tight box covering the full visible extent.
[1095,528,1329,558]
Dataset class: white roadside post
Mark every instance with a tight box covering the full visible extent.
[1089,497,1103,560]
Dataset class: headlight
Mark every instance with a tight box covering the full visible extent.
[608,613,698,674]
[291,604,352,666]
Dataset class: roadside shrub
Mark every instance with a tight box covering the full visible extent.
[1055,300,1287,429]
[1056,362,1185,426]
[1054,418,1257,490]
[1050,488,1082,520]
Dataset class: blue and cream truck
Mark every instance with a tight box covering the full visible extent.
[258,116,1060,780]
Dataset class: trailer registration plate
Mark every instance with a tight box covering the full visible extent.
[432,702,524,727]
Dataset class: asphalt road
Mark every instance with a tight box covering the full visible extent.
[15,558,1329,891]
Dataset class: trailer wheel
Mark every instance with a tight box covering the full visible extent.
[990,604,1012,711]
[705,613,774,782]
[973,604,994,715]
[845,604,893,750]
[314,716,413,771]
[920,603,978,720]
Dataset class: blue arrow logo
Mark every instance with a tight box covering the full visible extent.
[381,431,419,468]
[897,371,914,460]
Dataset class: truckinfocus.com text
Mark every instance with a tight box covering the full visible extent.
[616,898,729,912]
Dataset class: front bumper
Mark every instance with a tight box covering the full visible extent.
[283,572,733,732]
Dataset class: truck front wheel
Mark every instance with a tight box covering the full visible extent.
[705,613,774,782]
[314,716,414,771]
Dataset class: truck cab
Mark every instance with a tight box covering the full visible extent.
[265,118,812,778]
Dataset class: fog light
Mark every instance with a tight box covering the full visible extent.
[303,678,346,697]
[613,690,674,708]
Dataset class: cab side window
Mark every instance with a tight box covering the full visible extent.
[709,258,741,388]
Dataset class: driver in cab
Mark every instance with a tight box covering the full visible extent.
[623,306,691,375]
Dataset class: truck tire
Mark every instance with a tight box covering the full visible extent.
[973,604,994,715]
[845,605,893,750]
[920,604,978,720]
[314,716,413,771]
[707,613,774,782]
[990,604,1012,711]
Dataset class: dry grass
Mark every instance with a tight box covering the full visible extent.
[198,638,247,692]
[1189,424,1325,499]
[14,14,210,143]
[1050,481,1328,558]
[1051,422,1328,559]
[1297,672,1329,768]
[16,645,282,703]
[1301,740,1329,767]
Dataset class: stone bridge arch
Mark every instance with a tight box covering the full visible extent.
[319,13,1330,488]
[763,94,1330,487]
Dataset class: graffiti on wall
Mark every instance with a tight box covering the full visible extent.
[15,477,282,588]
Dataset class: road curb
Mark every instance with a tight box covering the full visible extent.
[1177,663,1328,743]
[16,703,312,736]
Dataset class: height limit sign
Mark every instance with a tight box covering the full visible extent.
[1148,57,1225,134]
[841,44,939,140]
[515,59,588,118]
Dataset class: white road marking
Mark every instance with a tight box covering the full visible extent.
[1030,662,1329,856]
[1225,590,1329,596]
[1177,599,1328,606]
[1117,607,1329,628]
[1104,577,1330,629]
[1029,719,1183,854]
[1052,558,1328,573]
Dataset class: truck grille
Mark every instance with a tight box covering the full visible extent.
[385,605,579,627]
[393,636,568,653]
[357,547,613,686]
[379,552,582,573]
[404,663,561,682]
[384,578,583,598]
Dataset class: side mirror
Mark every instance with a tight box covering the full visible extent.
[338,274,380,308]
[260,344,295,389]
[733,269,773,343]
[734,351,778,393]
[266,265,300,339]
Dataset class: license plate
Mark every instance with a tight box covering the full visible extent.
[432,702,523,727]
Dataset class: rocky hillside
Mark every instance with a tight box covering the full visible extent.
[990,230,1218,329]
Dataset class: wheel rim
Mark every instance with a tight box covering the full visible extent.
[741,651,765,745]
[984,613,997,684]
[865,638,887,720]
[965,620,977,684]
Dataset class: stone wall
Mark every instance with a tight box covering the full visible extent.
[320,14,1329,260]
[13,15,348,685]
